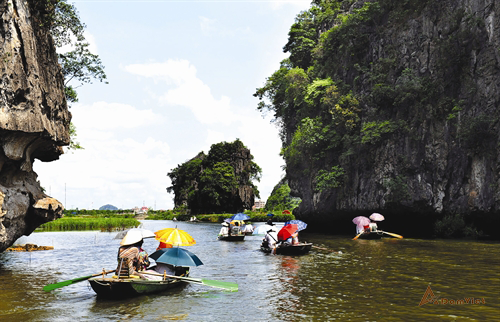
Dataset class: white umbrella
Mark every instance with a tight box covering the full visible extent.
[369,213,385,221]
[253,224,281,235]
[114,228,155,240]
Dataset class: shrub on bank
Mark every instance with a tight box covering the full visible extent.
[434,214,482,238]
[37,217,140,231]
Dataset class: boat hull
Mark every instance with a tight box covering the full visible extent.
[357,231,384,240]
[218,235,245,241]
[88,277,186,298]
[261,243,312,255]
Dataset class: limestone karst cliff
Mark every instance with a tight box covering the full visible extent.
[0,0,70,251]
[256,0,500,237]
[168,139,261,214]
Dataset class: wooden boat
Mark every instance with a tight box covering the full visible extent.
[218,234,245,241]
[357,231,384,240]
[88,276,187,298]
[260,242,312,255]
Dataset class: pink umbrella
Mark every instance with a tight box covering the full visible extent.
[369,213,385,221]
[352,216,371,226]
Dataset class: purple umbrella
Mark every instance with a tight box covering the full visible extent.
[369,213,385,221]
[352,216,371,226]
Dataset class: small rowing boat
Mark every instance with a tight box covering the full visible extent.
[88,276,187,298]
[357,230,383,239]
[354,230,403,240]
[260,242,312,255]
[218,234,245,241]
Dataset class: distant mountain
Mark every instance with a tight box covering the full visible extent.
[99,204,118,210]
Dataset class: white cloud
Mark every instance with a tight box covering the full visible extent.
[204,129,226,151]
[200,16,216,35]
[56,31,99,54]
[84,31,99,54]
[35,102,172,210]
[269,0,312,10]
[71,101,163,131]
[124,60,236,125]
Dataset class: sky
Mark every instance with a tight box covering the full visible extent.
[34,0,313,211]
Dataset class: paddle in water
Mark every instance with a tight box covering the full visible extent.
[43,269,115,292]
[382,231,403,238]
[352,232,363,240]
[140,271,238,292]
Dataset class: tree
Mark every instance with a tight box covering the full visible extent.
[47,0,108,149]
[265,179,301,212]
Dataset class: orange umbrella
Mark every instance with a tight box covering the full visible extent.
[154,228,196,246]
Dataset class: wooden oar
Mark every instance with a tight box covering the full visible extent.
[140,271,238,292]
[43,269,115,292]
[382,231,403,239]
[352,232,363,240]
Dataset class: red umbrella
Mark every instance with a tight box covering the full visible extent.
[278,224,298,241]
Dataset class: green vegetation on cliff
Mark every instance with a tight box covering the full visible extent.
[167,139,262,214]
[265,179,301,212]
[255,0,495,212]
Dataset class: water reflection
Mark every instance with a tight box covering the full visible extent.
[0,221,499,321]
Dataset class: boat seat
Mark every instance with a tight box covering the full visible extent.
[116,258,132,278]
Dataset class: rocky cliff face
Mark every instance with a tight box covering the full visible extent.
[278,0,500,237]
[168,140,259,214]
[0,0,70,251]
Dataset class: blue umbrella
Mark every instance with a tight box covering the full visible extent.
[150,247,203,267]
[230,213,250,221]
[266,213,275,217]
[284,220,307,232]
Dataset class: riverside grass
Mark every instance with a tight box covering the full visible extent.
[147,211,294,222]
[37,217,140,232]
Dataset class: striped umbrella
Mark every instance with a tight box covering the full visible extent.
[154,228,196,247]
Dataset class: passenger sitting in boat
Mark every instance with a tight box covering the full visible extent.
[263,228,278,251]
[283,232,300,246]
[369,222,378,232]
[242,222,254,234]
[218,222,230,237]
[116,231,147,278]
[231,221,242,235]
[156,241,173,251]
[138,246,150,271]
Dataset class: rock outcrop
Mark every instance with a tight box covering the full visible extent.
[264,0,500,237]
[0,0,70,252]
[168,139,260,214]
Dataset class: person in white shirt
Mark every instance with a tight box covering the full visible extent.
[219,222,229,237]
[242,222,254,234]
[264,228,279,253]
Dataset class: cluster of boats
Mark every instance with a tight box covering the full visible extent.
[43,212,402,299]
[217,214,314,256]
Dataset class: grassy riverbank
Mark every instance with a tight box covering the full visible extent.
[37,217,140,232]
[146,210,294,222]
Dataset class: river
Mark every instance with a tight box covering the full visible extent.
[0,220,498,321]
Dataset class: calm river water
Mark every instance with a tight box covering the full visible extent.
[0,220,498,321]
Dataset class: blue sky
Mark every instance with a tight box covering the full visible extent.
[34,0,312,210]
